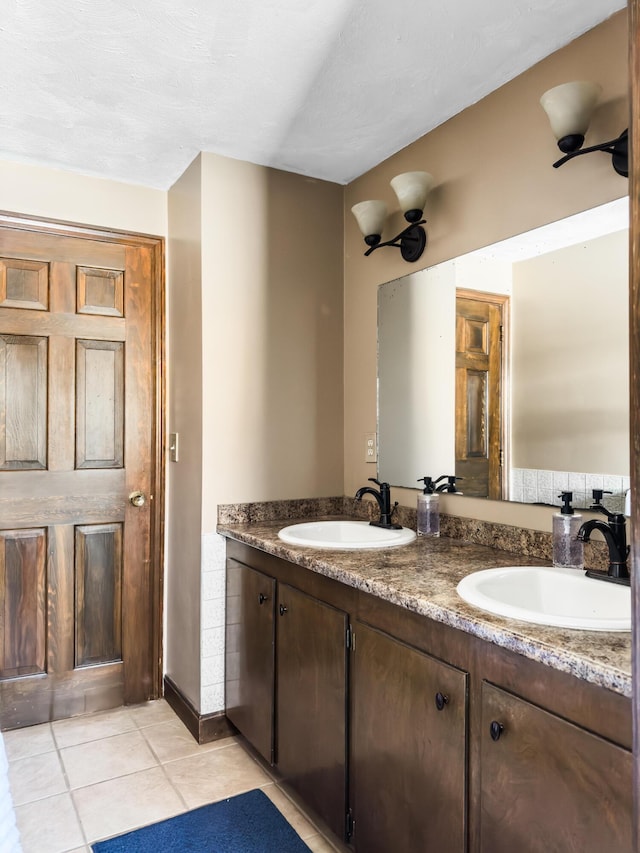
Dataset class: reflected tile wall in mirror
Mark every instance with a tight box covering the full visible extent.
[510,468,630,512]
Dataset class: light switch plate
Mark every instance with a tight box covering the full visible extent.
[169,432,179,462]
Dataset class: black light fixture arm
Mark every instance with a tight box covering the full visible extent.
[363,219,427,262]
[552,128,628,177]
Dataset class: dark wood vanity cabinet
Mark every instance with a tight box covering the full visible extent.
[276,584,348,840]
[350,621,467,853]
[225,558,276,763]
[225,553,349,840]
[479,682,633,853]
[224,542,632,853]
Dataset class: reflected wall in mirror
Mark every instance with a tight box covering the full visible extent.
[377,198,630,510]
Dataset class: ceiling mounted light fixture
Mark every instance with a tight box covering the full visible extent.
[540,81,628,178]
[351,171,434,262]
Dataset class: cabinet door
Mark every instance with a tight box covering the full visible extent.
[351,621,467,853]
[479,682,632,853]
[225,559,276,763]
[276,583,348,840]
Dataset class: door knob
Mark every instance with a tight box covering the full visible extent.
[279,604,288,616]
[129,491,146,508]
[258,593,268,605]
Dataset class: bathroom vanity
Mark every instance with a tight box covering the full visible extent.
[221,518,632,853]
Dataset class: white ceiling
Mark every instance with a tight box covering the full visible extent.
[0,0,626,190]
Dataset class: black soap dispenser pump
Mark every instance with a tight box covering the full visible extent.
[417,476,440,537]
[552,491,584,570]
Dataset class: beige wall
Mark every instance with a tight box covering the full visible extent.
[512,229,628,474]
[199,153,344,531]
[166,156,204,708]
[0,158,167,236]
[166,153,344,711]
[343,10,629,530]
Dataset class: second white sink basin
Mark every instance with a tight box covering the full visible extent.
[457,565,631,631]
[278,520,416,550]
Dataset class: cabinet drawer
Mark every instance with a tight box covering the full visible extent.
[479,682,632,853]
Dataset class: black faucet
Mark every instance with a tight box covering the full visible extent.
[354,478,402,529]
[576,490,630,585]
[435,475,462,493]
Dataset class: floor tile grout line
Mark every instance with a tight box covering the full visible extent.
[9,747,70,810]
[52,721,141,752]
[64,746,95,853]
[271,780,330,838]
[54,735,92,849]
[13,787,90,853]
[230,739,341,845]
[8,701,342,853]
[137,715,238,760]
[137,724,191,813]
[155,757,191,813]
[4,721,56,763]
[65,757,164,795]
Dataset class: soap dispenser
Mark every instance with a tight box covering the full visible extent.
[552,491,584,570]
[417,476,440,537]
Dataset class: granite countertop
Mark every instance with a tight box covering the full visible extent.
[217,516,632,698]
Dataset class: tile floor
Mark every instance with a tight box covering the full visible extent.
[4,700,344,853]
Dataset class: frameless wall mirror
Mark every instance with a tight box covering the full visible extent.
[377,197,629,511]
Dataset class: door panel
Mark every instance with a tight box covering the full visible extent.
[75,340,124,469]
[0,334,48,469]
[76,266,124,317]
[0,221,162,728]
[0,529,47,678]
[0,257,49,310]
[75,523,123,666]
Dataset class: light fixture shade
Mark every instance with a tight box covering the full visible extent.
[351,200,387,238]
[540,81,602,141]
[390,171,434,215]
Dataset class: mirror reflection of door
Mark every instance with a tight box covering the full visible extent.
[455,290,508,499]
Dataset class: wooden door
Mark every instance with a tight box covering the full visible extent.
[276,583,348,841]
[0,216,164,729]
[225,558,276,764]
[455,291,506,499]
[479,682,633,853]
[351,621,467,853]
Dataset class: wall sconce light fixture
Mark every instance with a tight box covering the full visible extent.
[351,171,434,261]
[540,81,628,177]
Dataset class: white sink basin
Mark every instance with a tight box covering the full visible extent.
[278,520,416,550]
[457,566,631,631]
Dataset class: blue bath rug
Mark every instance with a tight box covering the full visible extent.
[91,788,312,852]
